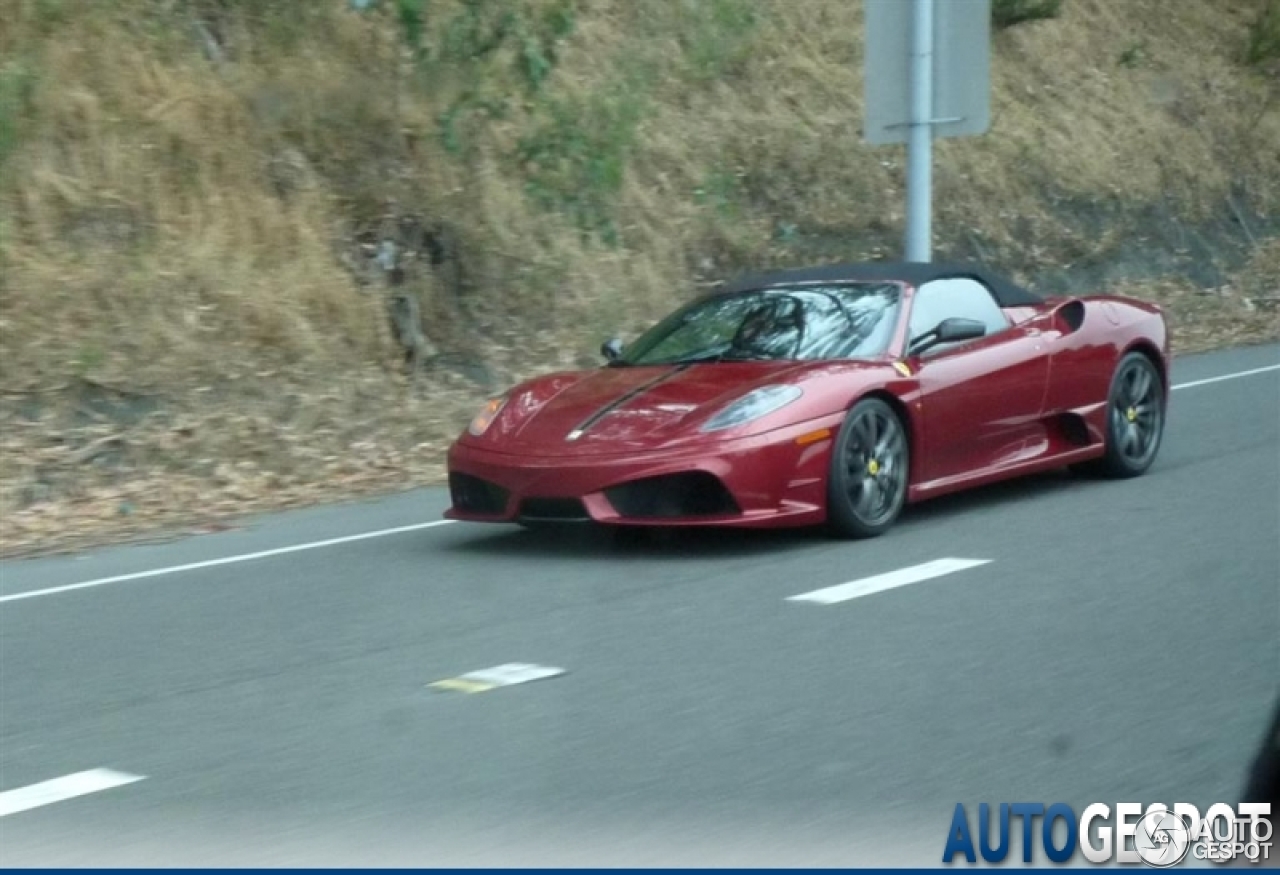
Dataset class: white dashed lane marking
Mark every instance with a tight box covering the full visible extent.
[787,558,994,605]
[0,769,146,818]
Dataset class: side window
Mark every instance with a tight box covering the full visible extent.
[908,278,1009,349]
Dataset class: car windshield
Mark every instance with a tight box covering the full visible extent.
[615,282,902,366]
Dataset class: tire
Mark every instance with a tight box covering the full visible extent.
[1087,350,1166,478]
[826,397,910,539]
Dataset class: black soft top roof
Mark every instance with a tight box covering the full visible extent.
[719,260,1042,308]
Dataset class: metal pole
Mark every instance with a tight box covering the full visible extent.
[905,0,934,262]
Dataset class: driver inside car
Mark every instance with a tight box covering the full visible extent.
[731,299,804,358]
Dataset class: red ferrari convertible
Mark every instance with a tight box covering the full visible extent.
[445,261,1169,538]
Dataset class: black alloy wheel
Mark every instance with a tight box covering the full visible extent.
[1090,351,1166,478]
[827,397,910,539]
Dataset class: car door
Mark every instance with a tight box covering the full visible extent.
[905,278,1051,485]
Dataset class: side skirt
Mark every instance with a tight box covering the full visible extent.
[907,444,1105,504]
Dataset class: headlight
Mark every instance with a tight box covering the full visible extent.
[468,395,508,436]
[700,385,803,433]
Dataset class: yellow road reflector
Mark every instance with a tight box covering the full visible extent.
[427,678,495,694]
[428,663,566,694]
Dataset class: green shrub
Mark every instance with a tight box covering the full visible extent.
[1118,40,1149,68]
[678,0,761,80]
[350,0,578,153]
[517,80,648,244]
[1245,0,1280,66]
[407,0,578,154]
[992,0,1062,30]
[0,64,37,177]
[395,0,428,59]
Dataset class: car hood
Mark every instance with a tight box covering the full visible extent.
[495,360,813,454]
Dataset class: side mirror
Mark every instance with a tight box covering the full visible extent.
[601,337,624,362]
[937,317,987,343]
[910,317,986,355]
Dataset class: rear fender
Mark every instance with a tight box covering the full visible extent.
[1040,297,1124,421]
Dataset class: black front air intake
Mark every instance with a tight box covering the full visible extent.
[449,472,509,515]
[605,471,742,519]
[517,497,591,522]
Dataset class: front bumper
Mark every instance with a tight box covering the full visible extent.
[444,416,842,528]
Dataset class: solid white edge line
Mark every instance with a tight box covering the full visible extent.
[1169,363,1280,392]
[787,558,993,605]
[0,769,146,818]
[0,520,456,604]
[1,361,1275,606]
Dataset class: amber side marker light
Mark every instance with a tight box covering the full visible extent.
[795,427,832,446]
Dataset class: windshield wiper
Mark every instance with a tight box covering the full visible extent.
[667,350,729,365]
[717,349,776,362]
[628,347,779,367]
[615,350,719,367]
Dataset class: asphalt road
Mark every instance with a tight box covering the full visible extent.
[1,344,1277,866]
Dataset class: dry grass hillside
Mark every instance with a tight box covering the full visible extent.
[1,0,1278,555]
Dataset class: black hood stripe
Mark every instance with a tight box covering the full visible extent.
[565,365,690,441]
